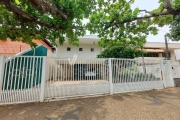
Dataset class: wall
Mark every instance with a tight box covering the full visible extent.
[0,54,14,57]
[56,43,102,59]
[144,42,180,49]
[170,50,176,60]
[47,49,55,57]
[54,39,180,60]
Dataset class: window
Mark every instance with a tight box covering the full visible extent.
[67,47,71,51]
[91,48,94,52]
[143,52,159,57]
[79,48,83,51]
[162,52,171,58]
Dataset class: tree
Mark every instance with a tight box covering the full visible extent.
[0,0,180,47]
[97,45,143,59]
[0,0,96,47]
[166,16,180,41]
[86,0,180,48]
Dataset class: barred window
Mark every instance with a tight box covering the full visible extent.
[144,53,159,57]
[67,47,71,51]
[79,48,83,51]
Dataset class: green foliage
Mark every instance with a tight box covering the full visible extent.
[166,16,180,41]
[97,45,143,58]
[86,0,174,48]
[1,0,180,47]
[0,0,96,47]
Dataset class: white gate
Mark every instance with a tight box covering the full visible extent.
[0,56,44,104]
[44,58,110,100]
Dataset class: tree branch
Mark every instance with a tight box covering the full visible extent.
[1,0,65,30]
[28,0,67,19]
[139,10,151,14]
[104,0,178,29]
[105,9,180,29]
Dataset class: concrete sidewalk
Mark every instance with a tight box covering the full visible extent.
[0,87,180,120]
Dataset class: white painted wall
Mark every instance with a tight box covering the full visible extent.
[56,43,102,59]
[54,37,180,60]
[47,49,55,57]
[170,50,176,60]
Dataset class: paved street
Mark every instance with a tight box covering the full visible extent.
[0,87,180,120]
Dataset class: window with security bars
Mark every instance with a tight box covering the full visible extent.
[143,52,159,57]
[67,47,71,51]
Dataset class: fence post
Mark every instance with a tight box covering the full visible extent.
[0,56,6,91]
[160,60,166,88]
[167,60,174,87]
[40,56,47,102]
[108,58,113,94]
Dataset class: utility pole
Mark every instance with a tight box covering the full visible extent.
[164,35,170,60]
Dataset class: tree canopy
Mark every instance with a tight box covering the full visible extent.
[166,16,180,41]
[0,0,180,47]
[0,0,96,46]
[87,0,180,48]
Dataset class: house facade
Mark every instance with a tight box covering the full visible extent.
[55,35,180,61]
[55,35,102,59]
[142,42,180,61]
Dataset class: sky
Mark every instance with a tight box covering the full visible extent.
[84,0,178,43]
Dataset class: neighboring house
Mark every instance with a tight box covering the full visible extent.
[55,35,180,61]
[0,38,55,57]
[141,42,180,61]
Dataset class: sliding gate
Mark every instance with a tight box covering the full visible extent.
[44,58,110,100]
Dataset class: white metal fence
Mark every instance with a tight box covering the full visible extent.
[0,56,175,105]
[111,59,164,93]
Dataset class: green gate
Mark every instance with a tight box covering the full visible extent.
[2,45,47,90]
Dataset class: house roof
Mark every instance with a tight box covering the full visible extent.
[0,38,54,54]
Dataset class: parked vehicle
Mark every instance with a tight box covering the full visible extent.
[85,69,96,80]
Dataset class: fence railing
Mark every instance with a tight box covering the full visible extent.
[0,56,44,104]
[0,56,175,105]
[111,59,162,84]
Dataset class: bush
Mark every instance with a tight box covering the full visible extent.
[97,46,143,59]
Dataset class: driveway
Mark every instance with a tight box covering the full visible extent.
[0,87,180,120]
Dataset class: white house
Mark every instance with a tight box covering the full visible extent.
[54,35,180,61]
[55,35,102,59]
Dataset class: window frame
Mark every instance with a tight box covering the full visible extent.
[79,48,83,51]
[91,48,94,52]
[67,47,71,51]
